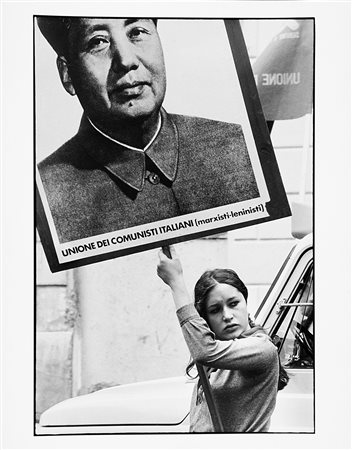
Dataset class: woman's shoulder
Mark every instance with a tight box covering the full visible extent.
[239,327,278,360]
[241,325,269,339]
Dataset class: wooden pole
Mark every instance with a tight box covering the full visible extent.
[196,364,224,432]
[161,245,224,432]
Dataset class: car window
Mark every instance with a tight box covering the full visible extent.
[270,263,314,368]
[255,246,296,319]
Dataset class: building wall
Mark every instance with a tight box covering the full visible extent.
[36,236,74,419]
[35,19,313,414]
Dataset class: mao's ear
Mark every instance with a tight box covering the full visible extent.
[57,56,76,96]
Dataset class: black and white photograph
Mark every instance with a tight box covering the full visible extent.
[36,14,315,435]
[1,1,351,450]
[35,17,291,272]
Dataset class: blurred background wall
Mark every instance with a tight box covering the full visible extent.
[35,19,313,420]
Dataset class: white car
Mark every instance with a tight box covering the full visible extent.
[37,233,314,434]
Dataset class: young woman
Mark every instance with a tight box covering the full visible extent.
[157,246,288,433]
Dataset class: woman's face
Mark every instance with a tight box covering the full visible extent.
[205,283,250,340]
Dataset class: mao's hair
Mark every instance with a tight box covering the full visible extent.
[36,16,79,58]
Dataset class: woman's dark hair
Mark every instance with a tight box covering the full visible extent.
[186,268,289,391]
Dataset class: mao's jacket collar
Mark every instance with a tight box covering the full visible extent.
[76,108,179,192]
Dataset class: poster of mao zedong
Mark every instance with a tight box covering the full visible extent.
[35,17,291,272]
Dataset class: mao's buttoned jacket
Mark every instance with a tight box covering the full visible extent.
[38,108,259,243]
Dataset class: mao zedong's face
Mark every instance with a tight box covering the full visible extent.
[59,18,166,127]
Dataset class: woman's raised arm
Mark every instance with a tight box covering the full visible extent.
[157,246,192,310]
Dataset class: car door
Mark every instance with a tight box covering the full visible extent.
[261,242,314,432]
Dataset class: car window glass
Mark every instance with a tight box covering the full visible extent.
[271,263,314,368]
[255,246,296,319]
